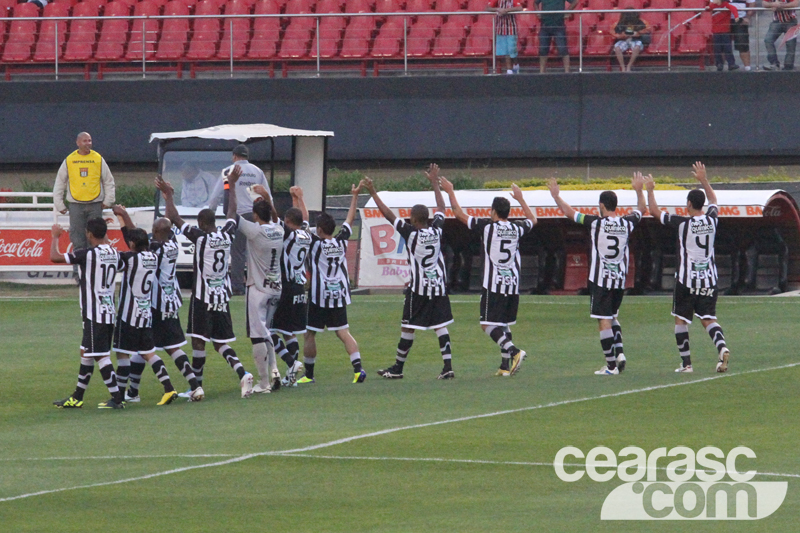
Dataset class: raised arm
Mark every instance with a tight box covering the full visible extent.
[50,224,67,263]
[112,204,135,229]
[510,184,538,226]
[290,186,309,222]
[644,175,662,223]
[546,178,577,220]
[426,164,446,215]
[439,176,469,225]
[345,181,362,227]
[692,161,717,206]
[225,164,241,221]
[632,172,647,214]
[155,175,185,228]
[364,177,396,224]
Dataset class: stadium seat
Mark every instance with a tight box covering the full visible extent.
[125,0,159,60]
[370,18,404,57]
[278,23,313,58]
[186,0,222,60]
[216,0,252,60]
[310,2,346,59]
[115,0,138,7]
[53,0,77,7]
[570,10,600,32]
[32,3,70,63]
[641,10,665,30]
[520,28,539,56]
[62,2,101,62]
[2,3,41,63]
[406,16,437,56]
[617,0,643,9]
[584,30,612,55]
[0,0,15,16]
[677,28,706,53]
[680,0,706,8]
[155,1,191,60]
[463,14,492,56]
[648,0,676,11]
[345,0,372,13]
[689,12,711,35]
[94,1,132,61]
[82,0,108,14]
[375,0,402,19]
[284,0,315,30]
[646,29,676,53]
[586,0,615,14]
[247,0,281,58]
[340,16,374,57]
[431,20,464,56]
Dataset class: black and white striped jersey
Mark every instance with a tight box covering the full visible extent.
[395,213,448,297]
[151,238,182,315]
[308,223,351,308]
[468,217,534,295]
[661,205,719,289]
[65,244,119,324]
[281,221,312,286]
[238,217,284,296]
[575,211,642,289]
[181,220,237,305]
[117,250,158,328]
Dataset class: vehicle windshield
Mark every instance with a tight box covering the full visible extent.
[158,151,231,209]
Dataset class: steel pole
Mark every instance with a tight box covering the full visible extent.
[316,16,321,76]
[230,19,234,77]
[404,16,408,74]
[54,20,58,80]
[492,16,496,74]
[142,18,146,78]
[667,12,671,71]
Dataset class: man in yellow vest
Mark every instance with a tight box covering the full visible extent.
[53,132,116,252]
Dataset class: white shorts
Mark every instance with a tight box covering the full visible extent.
[614,39,642,53]
[245,286,280,340]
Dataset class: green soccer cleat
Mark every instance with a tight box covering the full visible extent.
[53,396,83,409]
[157,391,178,406]
[297,376,315,384]
[98,398,125,409]
[353,369,367,383]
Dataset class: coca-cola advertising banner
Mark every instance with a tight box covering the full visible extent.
[0,229,125,267]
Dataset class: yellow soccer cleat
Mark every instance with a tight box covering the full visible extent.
[157,391,178,406]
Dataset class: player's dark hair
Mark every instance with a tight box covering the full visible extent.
[492,197,510,219]
[86,217,107,239]
[687,189,706,210]
[599,191,618,211]
[197,208,216,229]
[127,228,150,252]
[316,212,336,236]
[410,204,429,224]
[252,198,272,223]
[285,207,303,227]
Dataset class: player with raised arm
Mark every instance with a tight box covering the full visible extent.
[367,164,455,380]
[112,205,203,403]
[645,163,731,373]
[155,173,255,399]
[300,181,366,384]
[547,174,646,375]
[51,217,125,409]
[440,178,537,376]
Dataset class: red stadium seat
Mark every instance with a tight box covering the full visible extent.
[375,0,402,16]
[570,10,600,32]
[690,12,711,35]
[370,21,403,57]
[284,0,315,32]
[617,0,643,8]
[216,0,251,60]
[520,28,539,56]
[677,29,707,53]
[0,0,15,16]
[463,14,492,56]
[641,10,665,30]
[278,23,312,58]
[53,0,77,7]
[62,2,101,61]
[406,16,437,56]
[247,0,281,58]
[125,0,159,59]
[648,0,676,9]
[586,0,615,13]
[186,0,222,60]
[584,30,612,55]
[317,0,343,11]
[515,12,538,40]
[2,3,41,63]
[82,0,108,14]
[646,29,675,53]
[340,16,373,57]
[94,1,131,61]
[681,0,705,8]
[436,0,459,12]
[33,3,71,63]
[431,20,464,56]
[310,15,346,58]
[155,1,191,60]
[115,0,138,7]
[345,0,372,12]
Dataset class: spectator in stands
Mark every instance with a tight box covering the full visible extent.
[730,0,755,70]
[763,0,799,70]
[535,0,579,73]
[27,0,48,8]
[488,0,523,74]
[611,9,650,72]
[53,132,116,253]
[708,0,739,71]
[179,162,216,208]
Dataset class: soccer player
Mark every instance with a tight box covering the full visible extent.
[645,163,731,373]
[112,225,179,406]
[300,180,366,384]
[155,174,255,398]
[50,218,125,409]
[229,165,285,393]
[547,174,646,375]
[440,177,536,376]
[111,205,204,403]
[367,164,455,380]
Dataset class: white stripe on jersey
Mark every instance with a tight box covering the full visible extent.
[468,216,534,295]
[118,250,158,328]
[308,223,351,308]
[182,220,237,306]
[281,221,312,287]
[151,239,182,315]
[395,213,447,297]
[662,205,719,289]
[66,244,119,324]
[576,211,641,290]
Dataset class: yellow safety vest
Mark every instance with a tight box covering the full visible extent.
[66,149,103,202]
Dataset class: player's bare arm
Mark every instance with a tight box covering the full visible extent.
[631,172,647,214]
[345,181,363,226]
[439,176,469,225]
[692,161,717,206]
[290,185,309,222]
[50,224,67,263]
[426,164,446,215]
[511,183,538,226]
[155,175,185,228]
[644,175,662,222]
[365,177,397,224]
[226,164,241,221]
[111,204,135,229]
[546,178,577,220]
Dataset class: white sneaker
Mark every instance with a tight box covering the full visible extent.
[616,353,626,373]
[675,364,693,373]
[177,388,193,399]
[285,360,303,386]
[716,348,730,373]
[189,386,205,401]
[595,366,619,375]
[240,372,254,398]
[124,390,141,403]
[253,382,271,394]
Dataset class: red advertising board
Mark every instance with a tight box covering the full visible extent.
[0,229,125,267]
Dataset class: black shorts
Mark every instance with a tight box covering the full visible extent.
[589,282,625,319]
[152,309,187,350]
[272,283,308,335]
[81,319,114,357]
[402,289,454,330]
[114,320,155,355]
[306,302,348,332]
[479,288,519,326]
[672,282,718,323]
[186,297,236,343]
[731,20,750,52]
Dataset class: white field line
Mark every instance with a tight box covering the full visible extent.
[1,361,798,502]
[0,454,236,462]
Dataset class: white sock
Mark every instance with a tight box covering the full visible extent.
[266,342,278,375]
[252,342,269,383]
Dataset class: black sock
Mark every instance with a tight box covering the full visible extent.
[675,324,691,367]
[611,320,624,358]
[272,334,293,367]
[486,326,518,356]
[128,357,146,397]
[396,331,414,369]
[600,329,616,370]
[285,337,300,365]
[191,349,206,384]
[116,358,130,397]
[220,345,245,379]
[170,350,199,390]
[150,356,175,393]
[706,322,728,356]
[303,357,315,379]
[350,352,362,373]
[98,357,123,403]
[436,328,452,370]
[72,359,94,401]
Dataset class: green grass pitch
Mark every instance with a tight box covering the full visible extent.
[0,292,798,532]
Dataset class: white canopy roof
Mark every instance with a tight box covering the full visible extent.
[150,124,334,143]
